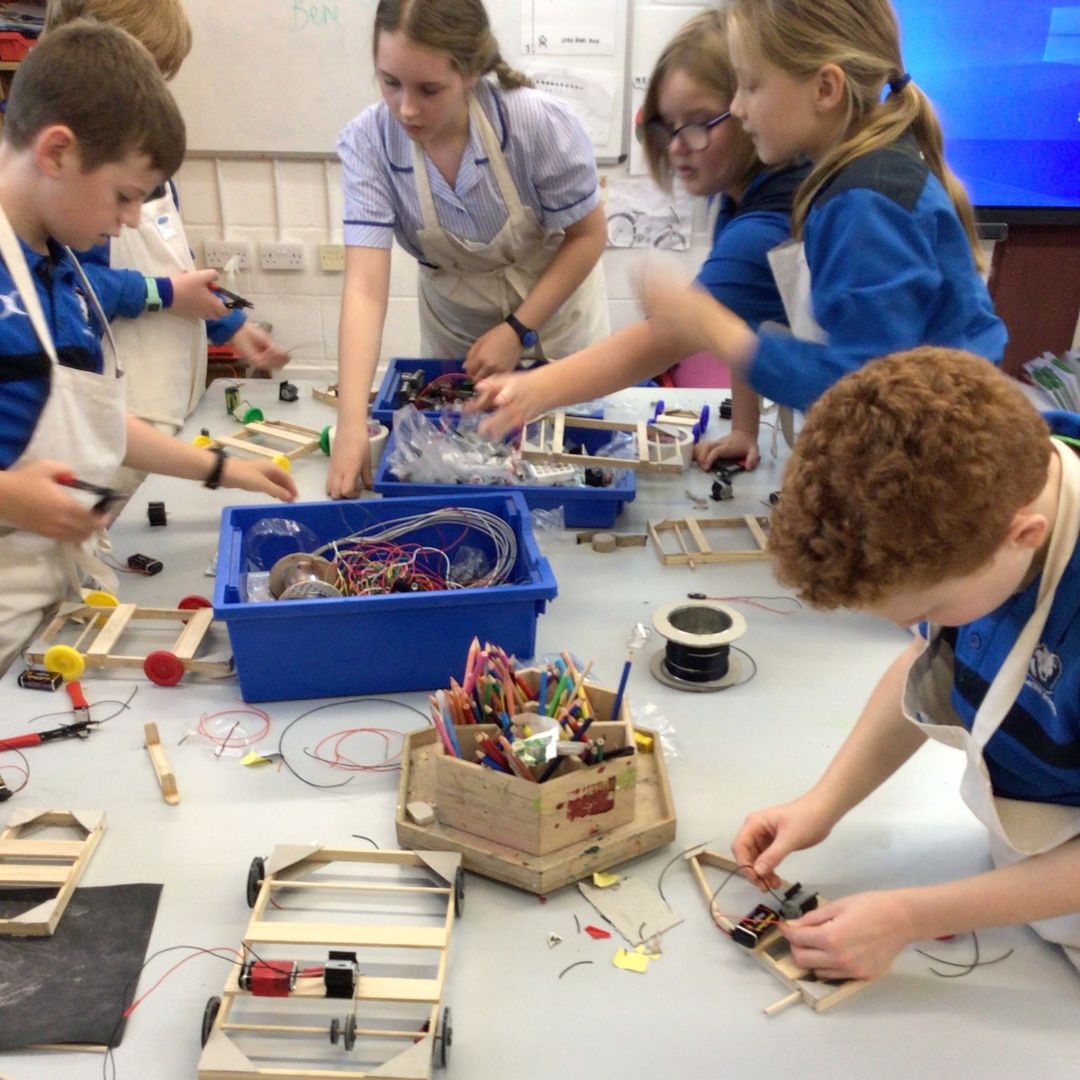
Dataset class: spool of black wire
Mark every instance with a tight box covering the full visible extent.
[650,600,747,692]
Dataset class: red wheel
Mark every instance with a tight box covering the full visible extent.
[178,595,212,610]
[144,650,185,686]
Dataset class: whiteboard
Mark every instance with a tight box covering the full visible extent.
[169,0,631,161]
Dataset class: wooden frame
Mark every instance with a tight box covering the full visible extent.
[397,726,676,895]
[521,414,687,473]
[0,809,105,937]
[24,601,233,686]
[206,418,325,464]
[648,515,770,567]
[198,846,461,1080]
[686,849,876,1015]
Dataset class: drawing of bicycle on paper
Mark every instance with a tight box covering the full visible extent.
[603,176,694,251]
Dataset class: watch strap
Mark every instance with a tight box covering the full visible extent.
[505,312,538,347]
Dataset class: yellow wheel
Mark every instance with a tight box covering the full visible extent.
[82,589,119,627]
[192,434,213,448]
[272,454,291,472]
[44,644,85,682]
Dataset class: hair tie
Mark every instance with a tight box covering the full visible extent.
[888,72,912,95]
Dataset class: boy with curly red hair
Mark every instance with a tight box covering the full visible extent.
[734,347,1080,979]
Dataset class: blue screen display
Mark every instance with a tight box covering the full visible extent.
[894,1,1080,218]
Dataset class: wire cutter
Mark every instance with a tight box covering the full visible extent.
[0,683,98,751]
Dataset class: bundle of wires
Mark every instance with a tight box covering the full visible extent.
[312,508,517,596]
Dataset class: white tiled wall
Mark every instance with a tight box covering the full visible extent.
[175,0,712,374]
[176,157,711,374]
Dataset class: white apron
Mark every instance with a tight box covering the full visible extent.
[0,205,125,672]
[110,187,206,432]
[765,239,827,449]
[903,439,1080,955]
[412,93,608,361]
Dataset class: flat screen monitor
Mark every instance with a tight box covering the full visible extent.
[895,0,1080,223]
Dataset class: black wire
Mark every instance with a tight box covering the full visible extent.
[101,944,250,1080]
[558,960,594,980]
[276,697,430,790]
[656,841,712,904]
[350,835,380,849]
[915,931,1014,977]
[25,684,138,726]
[0,745,30,794]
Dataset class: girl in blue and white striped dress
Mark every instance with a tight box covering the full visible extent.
[328,0,609,498]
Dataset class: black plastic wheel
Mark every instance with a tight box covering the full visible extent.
[453,866,465,917]
[201,996,221,1047]
[329,1017,341,1045]
[246,856,265,908]
[343,1013,357,1052]
[437,1006,452,1067]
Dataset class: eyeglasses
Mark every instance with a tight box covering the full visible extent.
[645,111,732,152]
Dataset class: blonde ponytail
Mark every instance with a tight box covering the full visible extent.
[490,56,532,91]
[733,0,986,272]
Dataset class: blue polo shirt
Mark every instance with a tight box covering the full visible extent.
[695,161,807,331]
[936,413,1080,805]
[0,239,119,469]
[750,132,1007,411]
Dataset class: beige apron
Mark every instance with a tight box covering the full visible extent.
[903,439,1080,955]
[110,188,206,432]
[412,93,608,361]
[765,239,826,448]
[0,205,125,672]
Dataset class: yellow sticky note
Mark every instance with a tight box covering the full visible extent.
[592,871,620,888]
[613,948,650,974]
[239,751,272,767]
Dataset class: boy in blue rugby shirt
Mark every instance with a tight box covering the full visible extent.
[46,0,290,456]
[733,347,1080,979]
[0,21,295,672]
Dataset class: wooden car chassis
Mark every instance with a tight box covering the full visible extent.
[521,413,686,473]
[24,601,232,687]
[686,849,876,1015]
[0,809,105,937]
[197,845,462,1080]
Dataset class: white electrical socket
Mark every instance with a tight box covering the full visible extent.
[319,243,346,272]
[204,240,251,270]
[260,241,305,271]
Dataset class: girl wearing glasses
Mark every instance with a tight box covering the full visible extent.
[637,0,1005,416]
[329,0,610,496]
[469,9,806,470]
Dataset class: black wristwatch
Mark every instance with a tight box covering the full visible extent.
[203,445,228,489]
[505,312,539,348]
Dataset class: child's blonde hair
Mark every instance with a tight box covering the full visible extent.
[45,0,192,80]
[769,347,1050,609]
[641,9,758,192]
[374,0,531,91]
[5,20,185,176]
[730,0,984,271]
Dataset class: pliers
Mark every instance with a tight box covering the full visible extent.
[0,682,99,751]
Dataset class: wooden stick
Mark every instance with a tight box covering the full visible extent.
[764,989,803,1017]
[144,723,180,805]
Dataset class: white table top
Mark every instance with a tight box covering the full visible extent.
[2,379,1078,1080]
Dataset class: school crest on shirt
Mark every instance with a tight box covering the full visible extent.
[0,289,27,321]
[73,286,94,337]
[1025,642,1062,715]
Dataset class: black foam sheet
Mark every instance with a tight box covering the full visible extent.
[0,883,162,1049]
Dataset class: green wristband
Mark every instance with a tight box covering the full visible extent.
[144,277,163,313]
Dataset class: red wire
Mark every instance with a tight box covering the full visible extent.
[124,947,244,1018]
[308,727,404,772]
[196,705,271,748]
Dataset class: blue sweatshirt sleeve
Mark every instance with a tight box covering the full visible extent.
[75,253,148,321]
[208,309,246,346]
[749,187,949,411]
[694,211,790,332]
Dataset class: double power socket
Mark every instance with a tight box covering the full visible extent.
[203,240,347,273]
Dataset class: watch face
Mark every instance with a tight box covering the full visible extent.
[522,330,538,347]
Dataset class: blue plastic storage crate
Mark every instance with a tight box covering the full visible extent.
[372,430,635,528]
[214,492,557,702]
[371,358,606,430]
